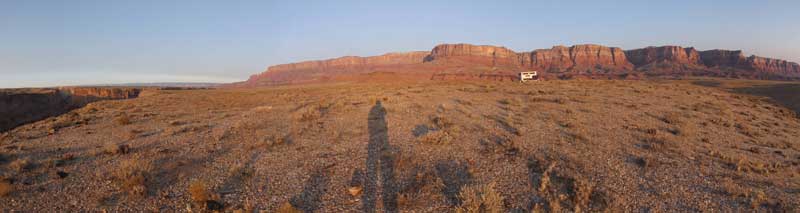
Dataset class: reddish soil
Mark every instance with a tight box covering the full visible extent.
[1,79,799,212]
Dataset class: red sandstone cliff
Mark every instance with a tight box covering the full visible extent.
[426,43,521,66]
[625,46,701,67]
[523,45,633,72]
[746,56,800,77]
[243,51,429,86]
[236,43,800,86]
[695,50,799,77]
[425,43,633,72]
[624,47,800,78]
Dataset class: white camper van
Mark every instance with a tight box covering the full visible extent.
[519,71,539,82]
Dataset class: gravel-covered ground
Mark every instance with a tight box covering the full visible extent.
[1,79,799,212]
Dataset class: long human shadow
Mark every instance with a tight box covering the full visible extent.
[363,101,398,213]
[290,169,330,212]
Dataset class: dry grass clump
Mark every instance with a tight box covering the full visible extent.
[105,143,130,155]
[113,113,132,125]
[432,115,453,130]
[9,158,32,172]
[720,178,749,198]
[297,108,321,122]
[294,102,335,122]
[394,161,443,207]
[529,159,610,212]
[660,112,683,125]
[735,123,761,138]
[722,178,772,209]
[498,97,521,106]
[255,135,289,149]
[48,116,77,133]
[0,180,12,197]
[189,180,211,203]
[641,135,674,152]
[536,163,557,193]
[479,135,519,157]
[658,112,695,136]
[457,84,496,93]
[126,129,143,140]
[417,115,459,145]
[277,201,302,213]
[417,131,453,144]
[573,179,596,212]
[168,120,186,126]
[49,153,75,168]
[456,182,504,213]
[232,203,255,213]
[633,155,658,169]
[562,129,588,143]
[749,190,768,209]
[530,96,567,104]
[113,157,152,197]
[735,159,778,174]
[709,150,779,174]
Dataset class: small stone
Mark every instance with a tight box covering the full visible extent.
[205,200,224,211]
[56,171,69,179]
[348,186,362,197]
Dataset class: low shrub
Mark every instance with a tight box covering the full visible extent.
[113,157,152,197]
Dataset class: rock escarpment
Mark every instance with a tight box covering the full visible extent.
[698,49,748,68]
[243,51,429,86]
[426,43,521,66]
[523,44,633,72]
[625,46,702,67]
[426,43,633,72]
[238,43,800,86]
[625,47,800,78]
[696,50,800,76]
[0,87,141,132]
[746,56,800,77]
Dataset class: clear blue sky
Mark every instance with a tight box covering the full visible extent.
[2,0,799,88]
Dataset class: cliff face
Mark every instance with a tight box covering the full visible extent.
[699,50,747,68]
[746,56,800,76]
[265,51,430,73]
[524,46,572,70]
[427,43,521,66]
[625,46,702,67]
[0,87,141,132]
[623,47,800,78]
[62,87,141,100]
[523,45,633,72]
[244,51,429,86]
[238,43,800,86]
[427,43,633,71]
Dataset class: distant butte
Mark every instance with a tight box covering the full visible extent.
[233,43,800,87]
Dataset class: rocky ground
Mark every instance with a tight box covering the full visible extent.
[1,79,799,212]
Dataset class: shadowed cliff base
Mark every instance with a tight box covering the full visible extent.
[692,79,800,117]
[0,88,141,132]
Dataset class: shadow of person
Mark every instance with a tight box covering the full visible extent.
[290,170,329,212]
[363,101,398,213]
